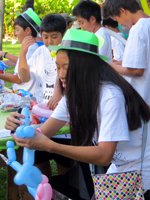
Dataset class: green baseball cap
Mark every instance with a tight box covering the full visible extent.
[20,8,41,34]
[48,29,109,62]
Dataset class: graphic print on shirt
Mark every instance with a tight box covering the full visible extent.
[41,58,57,103]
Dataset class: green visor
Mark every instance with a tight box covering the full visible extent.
[48,29,109,62]
[20,8,41,34]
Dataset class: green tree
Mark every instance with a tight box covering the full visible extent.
[4,0,80,38]
[0,0,5,50]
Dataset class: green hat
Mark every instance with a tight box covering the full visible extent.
[48,29,109,62]
[20,8,41,34]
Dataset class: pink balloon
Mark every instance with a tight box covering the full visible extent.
[35,175,53,200]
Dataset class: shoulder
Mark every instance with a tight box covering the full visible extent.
[100,83,124,108]
[30,45,49,57]
[130,18,150,33]
[101,83,123,99]
[28,42,39,52]
[96,27,110,39]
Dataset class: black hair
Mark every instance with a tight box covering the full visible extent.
[103,18,118,28]
[14,15,37,37]
[62,50,150,146]
[40,14,66,36]
[72,0,101,23]
[104,0,141,18]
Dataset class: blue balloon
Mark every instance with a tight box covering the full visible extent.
[6,106,43,198]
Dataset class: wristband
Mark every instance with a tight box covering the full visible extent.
[36,127,43,134]
[3,52,8,58]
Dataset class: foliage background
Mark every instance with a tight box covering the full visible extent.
[4,0,80,38]
[4,0,100,39]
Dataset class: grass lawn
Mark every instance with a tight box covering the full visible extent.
[0,41,20,200]
[2,41,21,88]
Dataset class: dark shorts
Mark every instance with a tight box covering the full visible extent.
[35,138,73,167]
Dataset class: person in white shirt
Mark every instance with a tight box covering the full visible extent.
[72,0,112,61]
[103,18,125,61]
[104,0,150,106]
[5,29,150,199]
[48,0,113,110]
[0,8,41,93]
[18,14,66,103]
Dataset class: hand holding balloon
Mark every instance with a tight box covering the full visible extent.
[6,106,53,200]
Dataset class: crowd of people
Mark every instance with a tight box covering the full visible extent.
[1,0,150,199]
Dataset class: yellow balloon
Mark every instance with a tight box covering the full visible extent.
[140,0,150,15]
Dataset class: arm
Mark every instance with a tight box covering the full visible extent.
[39,117,66,137]
[0,51,18,64]
[47,77,63,110]
[111,28,146,77]
[18,36,35,82]
[14,131,117,166]
[5,112,65,137]
[48,140,117,166]
[111,62,144,76]
[3,60,16,67]
[0,73,22,84]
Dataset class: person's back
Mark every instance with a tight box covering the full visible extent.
[122,18,150,104]
[72,0,112,61]
[103,18,125,61]
[18,14,66,103]
[104,0,150,105]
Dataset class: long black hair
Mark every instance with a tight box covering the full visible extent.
[63,50,150,146]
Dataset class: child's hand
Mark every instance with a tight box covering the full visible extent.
[21,36,36,54]
[47,96,60,110]
[5,112,25,131]
[13,131,54,152]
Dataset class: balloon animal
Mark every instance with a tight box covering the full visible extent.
[6,106,52,200]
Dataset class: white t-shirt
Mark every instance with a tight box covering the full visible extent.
[28,45,57,103]
[111,32,125,61]
[13,42,39,93]
[51,83,150,190]
[122,18,150,105]
[95,27,112,62]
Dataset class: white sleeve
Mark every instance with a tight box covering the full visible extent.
[51,96,69,122]
[98,91,130,142]
[98,29,112,61]
[122,29,147,69]
[27,51,39,74]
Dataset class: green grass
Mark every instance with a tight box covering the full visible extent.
[3,41,21,56]
[2,41,21,88]
[0,41,20,199]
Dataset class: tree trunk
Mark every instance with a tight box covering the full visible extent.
[0,0,5,51]
[22,0,34,12]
